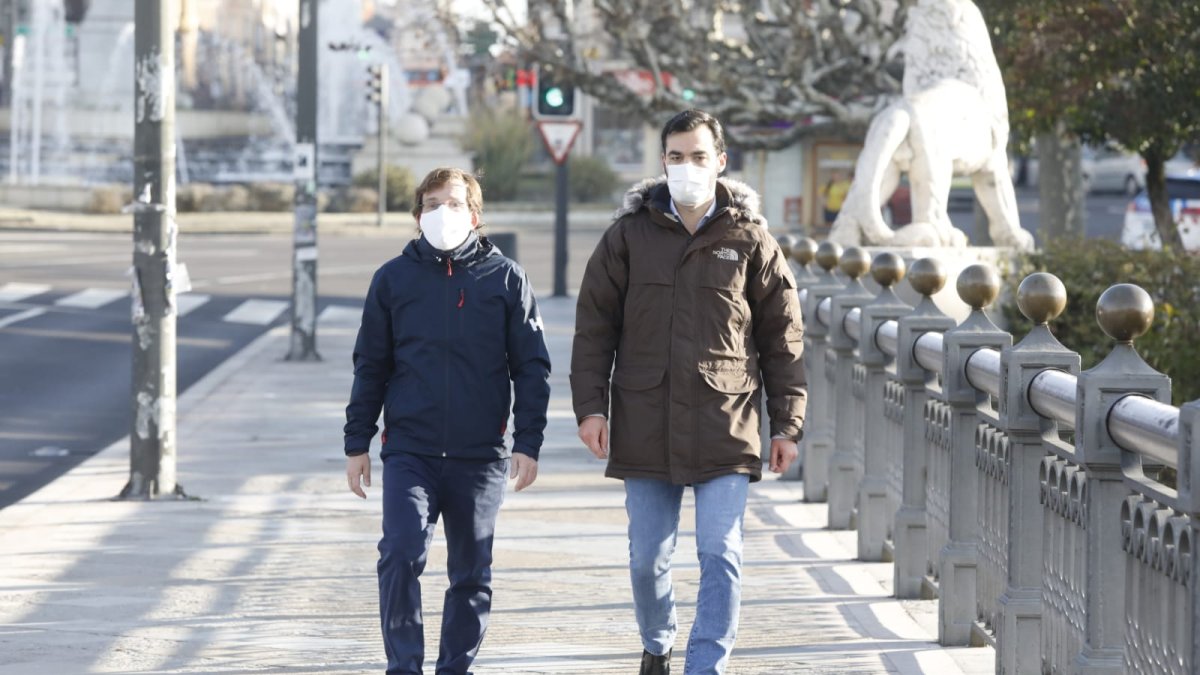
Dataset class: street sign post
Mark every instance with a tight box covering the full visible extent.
[536,120,583,297]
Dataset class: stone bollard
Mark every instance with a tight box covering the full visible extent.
[938,264,1011,645]
[826,246,874,530]
[800,241,843,502]
[893,258,955,599]
[1070,284,1169,672]
[995,272,1079,674]
[856,252,912,561]
[1178,400,1200,673]
[781,237,819,481]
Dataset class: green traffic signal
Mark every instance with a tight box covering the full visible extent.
[543,87,565,109]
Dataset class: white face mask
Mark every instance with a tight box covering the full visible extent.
[666,162,715,208]
[420,205,474,251]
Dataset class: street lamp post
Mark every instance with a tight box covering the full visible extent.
[287,0,320,362]
[122,0,180,499]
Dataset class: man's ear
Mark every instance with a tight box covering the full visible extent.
[471,211,480,228]
[717,152,728,174]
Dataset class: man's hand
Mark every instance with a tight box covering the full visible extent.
[510,453,538,491]
[768,439,798,474]
[578,416,609,459]
[346,454,371,498]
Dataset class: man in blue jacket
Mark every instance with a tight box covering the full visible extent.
[344,167,551,675]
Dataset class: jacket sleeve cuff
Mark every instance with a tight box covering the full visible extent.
[513,446,540,461]
[346,449,369,457]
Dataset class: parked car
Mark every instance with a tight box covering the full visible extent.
[1083,144,1199,195]
[1120,174,1200,251]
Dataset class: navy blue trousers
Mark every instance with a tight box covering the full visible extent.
[378,452,508,675]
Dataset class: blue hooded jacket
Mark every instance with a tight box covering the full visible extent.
[344,233,551,460]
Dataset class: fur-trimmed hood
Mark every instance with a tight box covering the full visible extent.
[612,176,767,227]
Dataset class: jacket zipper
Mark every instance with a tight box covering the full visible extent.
[443,256,452,457]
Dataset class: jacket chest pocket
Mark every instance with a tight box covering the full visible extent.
[700,245,750,292]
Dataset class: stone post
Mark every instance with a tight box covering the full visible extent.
[856,252,911,560]
[781,236,818,481]
[995,273,1080,673]
[801,241,843,502]
[893,258,955,598]
[938,264,1011,645]
[1072,284,1169,671]
[826,247,874,529]
[1179,401,1200,673]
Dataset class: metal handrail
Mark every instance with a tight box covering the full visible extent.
[914,331,944,374]
[1109,395,1179,468]
[846,308,862,342]
[965,348,1002,398]
[1029,369,1076,428]
[817,297,832,328]
[877,320,899,357]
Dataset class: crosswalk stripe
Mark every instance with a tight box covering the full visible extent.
[175,294,212,317]
[317,305,361,326]
[55,288,128,309]
[223,299,289,325]
[0,283,51,303]
[0,307,46,329]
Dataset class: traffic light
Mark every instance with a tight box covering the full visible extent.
[366,64,384,104]
[534,64,576,118]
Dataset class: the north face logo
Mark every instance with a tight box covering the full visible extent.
[713,247,739,262]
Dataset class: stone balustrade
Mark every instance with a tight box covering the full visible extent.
[776,234,1198,674]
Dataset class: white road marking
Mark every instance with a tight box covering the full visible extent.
[223,299,289,325]
[0,283,51,303]
[0,307,46,329]
[55,288,128,309]
[316,305,360,326]
[175,294,212,317]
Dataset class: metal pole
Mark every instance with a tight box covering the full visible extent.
[287,0,320,362]
[553,160,568,297]
[377,63,386,228]
[122,0,179,499]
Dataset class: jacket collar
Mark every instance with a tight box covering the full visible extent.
[404,231,493,266]
[612,176,767,228]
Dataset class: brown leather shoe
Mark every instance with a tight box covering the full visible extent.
[639,648,671,675]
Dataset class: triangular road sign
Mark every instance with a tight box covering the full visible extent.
[536,120,583,166]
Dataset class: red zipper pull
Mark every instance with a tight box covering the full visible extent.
[446,259,453,276]
[457,289,465,308]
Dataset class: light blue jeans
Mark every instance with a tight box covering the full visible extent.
[624,474,750,675]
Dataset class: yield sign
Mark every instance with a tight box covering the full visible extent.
[536,120,583,166]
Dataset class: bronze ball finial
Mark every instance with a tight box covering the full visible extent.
[1096,283,1154,342]
[815,241,843,272]
[870,252,906,288]
[793,237,818,266]
[840,246,871,281]
[908,258,947,297]
[776,234,795,258]
[1016,273,1067,325]
[956,264,1000,310]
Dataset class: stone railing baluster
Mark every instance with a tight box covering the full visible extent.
[826,247,873,530]
[938,264,1011,645]
[893,258,954,599]
[781,236,819,482]
[1071,284,1169,671]
[856,252,911,561]
[995,272,1079,674]
[801,241,843,503]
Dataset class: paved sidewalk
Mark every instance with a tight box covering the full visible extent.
[0,297,995,674]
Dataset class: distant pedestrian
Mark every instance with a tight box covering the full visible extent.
[344,167,551,674]
[821,170,853,227]
[571,109,807,675]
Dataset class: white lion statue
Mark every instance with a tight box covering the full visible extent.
[828,0,1035,250]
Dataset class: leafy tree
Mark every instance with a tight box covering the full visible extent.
[483,0,908,150]
[979,0,1200,250]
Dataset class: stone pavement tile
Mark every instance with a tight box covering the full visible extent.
[0,297,995,674]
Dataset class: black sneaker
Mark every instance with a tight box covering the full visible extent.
[639,648,671,675]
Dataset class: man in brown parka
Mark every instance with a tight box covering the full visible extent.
[571,109,807,675]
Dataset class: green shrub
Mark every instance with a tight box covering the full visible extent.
[568,155,619,202]
[1001,238,1200,405]
[86,185,131,214]
[461,110,533,201]
[352,165,415,212]
[326,186,378,213]
[176,183,214,213]
[247,182,294,211]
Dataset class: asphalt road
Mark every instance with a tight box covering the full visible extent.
[0,189,1128,510]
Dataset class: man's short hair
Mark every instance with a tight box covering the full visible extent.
[660,109,727,155]
[412,167,484,220]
